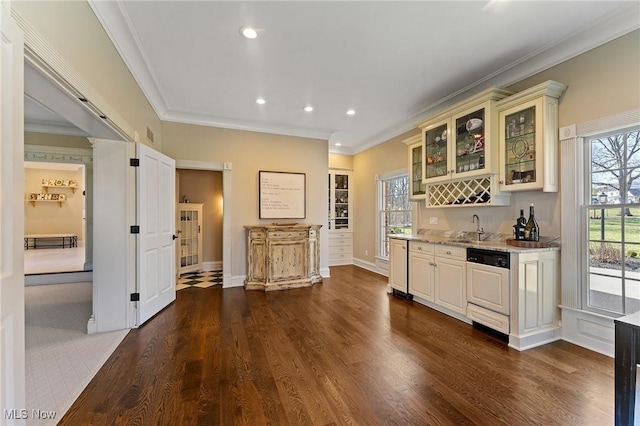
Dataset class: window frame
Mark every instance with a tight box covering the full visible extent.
[376,170,411,259]
[582,125,640,316]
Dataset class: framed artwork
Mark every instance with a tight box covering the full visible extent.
[58,194,66,201]
[51,194,59,200]
[258,171,306,219]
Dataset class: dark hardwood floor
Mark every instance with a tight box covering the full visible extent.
[61,265,613,425]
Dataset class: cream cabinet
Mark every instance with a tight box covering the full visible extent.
[497,80,566,192]
[388,238,408,294]
[433,245,467,315]
[420,87,512,184]
[404,135,426,201]
[178,203,203,274]
[245,225,322,291]
[408,241,434,301]
[328,170,353,265]
[509,250,560,350]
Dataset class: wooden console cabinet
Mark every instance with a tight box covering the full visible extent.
[245,224,322,291]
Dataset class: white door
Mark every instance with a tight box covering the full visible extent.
[137,143,176,325]
[0,2,26,420]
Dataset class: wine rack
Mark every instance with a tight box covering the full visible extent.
[426,176,510,207]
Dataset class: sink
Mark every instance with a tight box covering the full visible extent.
[447,239,502,246]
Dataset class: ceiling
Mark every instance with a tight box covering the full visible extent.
[75,1,640,154]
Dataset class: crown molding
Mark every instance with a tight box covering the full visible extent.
[164,110,335,141]
[88,1,640,153]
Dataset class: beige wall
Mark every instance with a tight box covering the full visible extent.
[24,166,85,240]
[329,153,354,170]
[177,169,223,264]
[353,30,640,264]
[352,129,418,263]
[162,123,329,278]
[14,1,161,148]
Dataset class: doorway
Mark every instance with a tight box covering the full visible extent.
[176,168,224,290]
[24,161,87,274]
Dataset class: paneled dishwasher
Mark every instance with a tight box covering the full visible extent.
[466,248,511,335]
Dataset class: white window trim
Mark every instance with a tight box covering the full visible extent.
[559,108,640,356]
[375,168,408,260]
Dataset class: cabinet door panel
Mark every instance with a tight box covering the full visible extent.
[389,239,407,291]
[434,258,467,314]
[268,240,307,281]
[409,254,434,301]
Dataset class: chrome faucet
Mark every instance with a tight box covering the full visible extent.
[472,214,485,241]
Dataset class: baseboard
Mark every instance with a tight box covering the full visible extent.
[352,257,386,276]
[509,328,562,351]
[226,275,245,288]
[320,267,330,278]
[25,270,93,285]
[202,261,222,272]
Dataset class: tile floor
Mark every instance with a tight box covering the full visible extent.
[176,270,223,290]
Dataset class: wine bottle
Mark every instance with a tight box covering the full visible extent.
[524,203,540,242]
[513,209,524,240]
[517,209,527,240]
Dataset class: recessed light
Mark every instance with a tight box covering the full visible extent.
[335,143,341,146]
[241,27,258,39]
[256,98,266,105]
[303,106,314,112]
[346,109,356,115]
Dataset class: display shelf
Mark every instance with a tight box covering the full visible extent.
[26,199,64,208]
[43,184,78,194]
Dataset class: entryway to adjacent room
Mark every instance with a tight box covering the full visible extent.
[175,168,224,291]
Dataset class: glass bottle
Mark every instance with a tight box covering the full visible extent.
[513,209,525,240]
[523,203,540,242]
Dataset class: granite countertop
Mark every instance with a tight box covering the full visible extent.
[389,229,560,253]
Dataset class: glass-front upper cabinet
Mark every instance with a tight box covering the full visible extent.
[454,107,486,175]
[422,119,451,183]
[502,104,537,187]
[328,171,351,230]
[404,134,426,200]
[497,80,566,192]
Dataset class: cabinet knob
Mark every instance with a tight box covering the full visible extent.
[499,180,504,184]
[418,246,422,251]
[446,250,452,255]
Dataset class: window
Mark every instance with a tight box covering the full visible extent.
[378,174,411,258]
[585,126,640,315]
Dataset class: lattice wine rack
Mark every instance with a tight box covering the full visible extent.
[426,177,510,207]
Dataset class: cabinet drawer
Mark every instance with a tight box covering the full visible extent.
[409,241,434,254]
[435,245,466,260]
[268,230,307,239]
[329,245,352,255]
[329,238,352,248]
[467,303,510,334]
[249,231,266,239]
[329,252,352,260]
